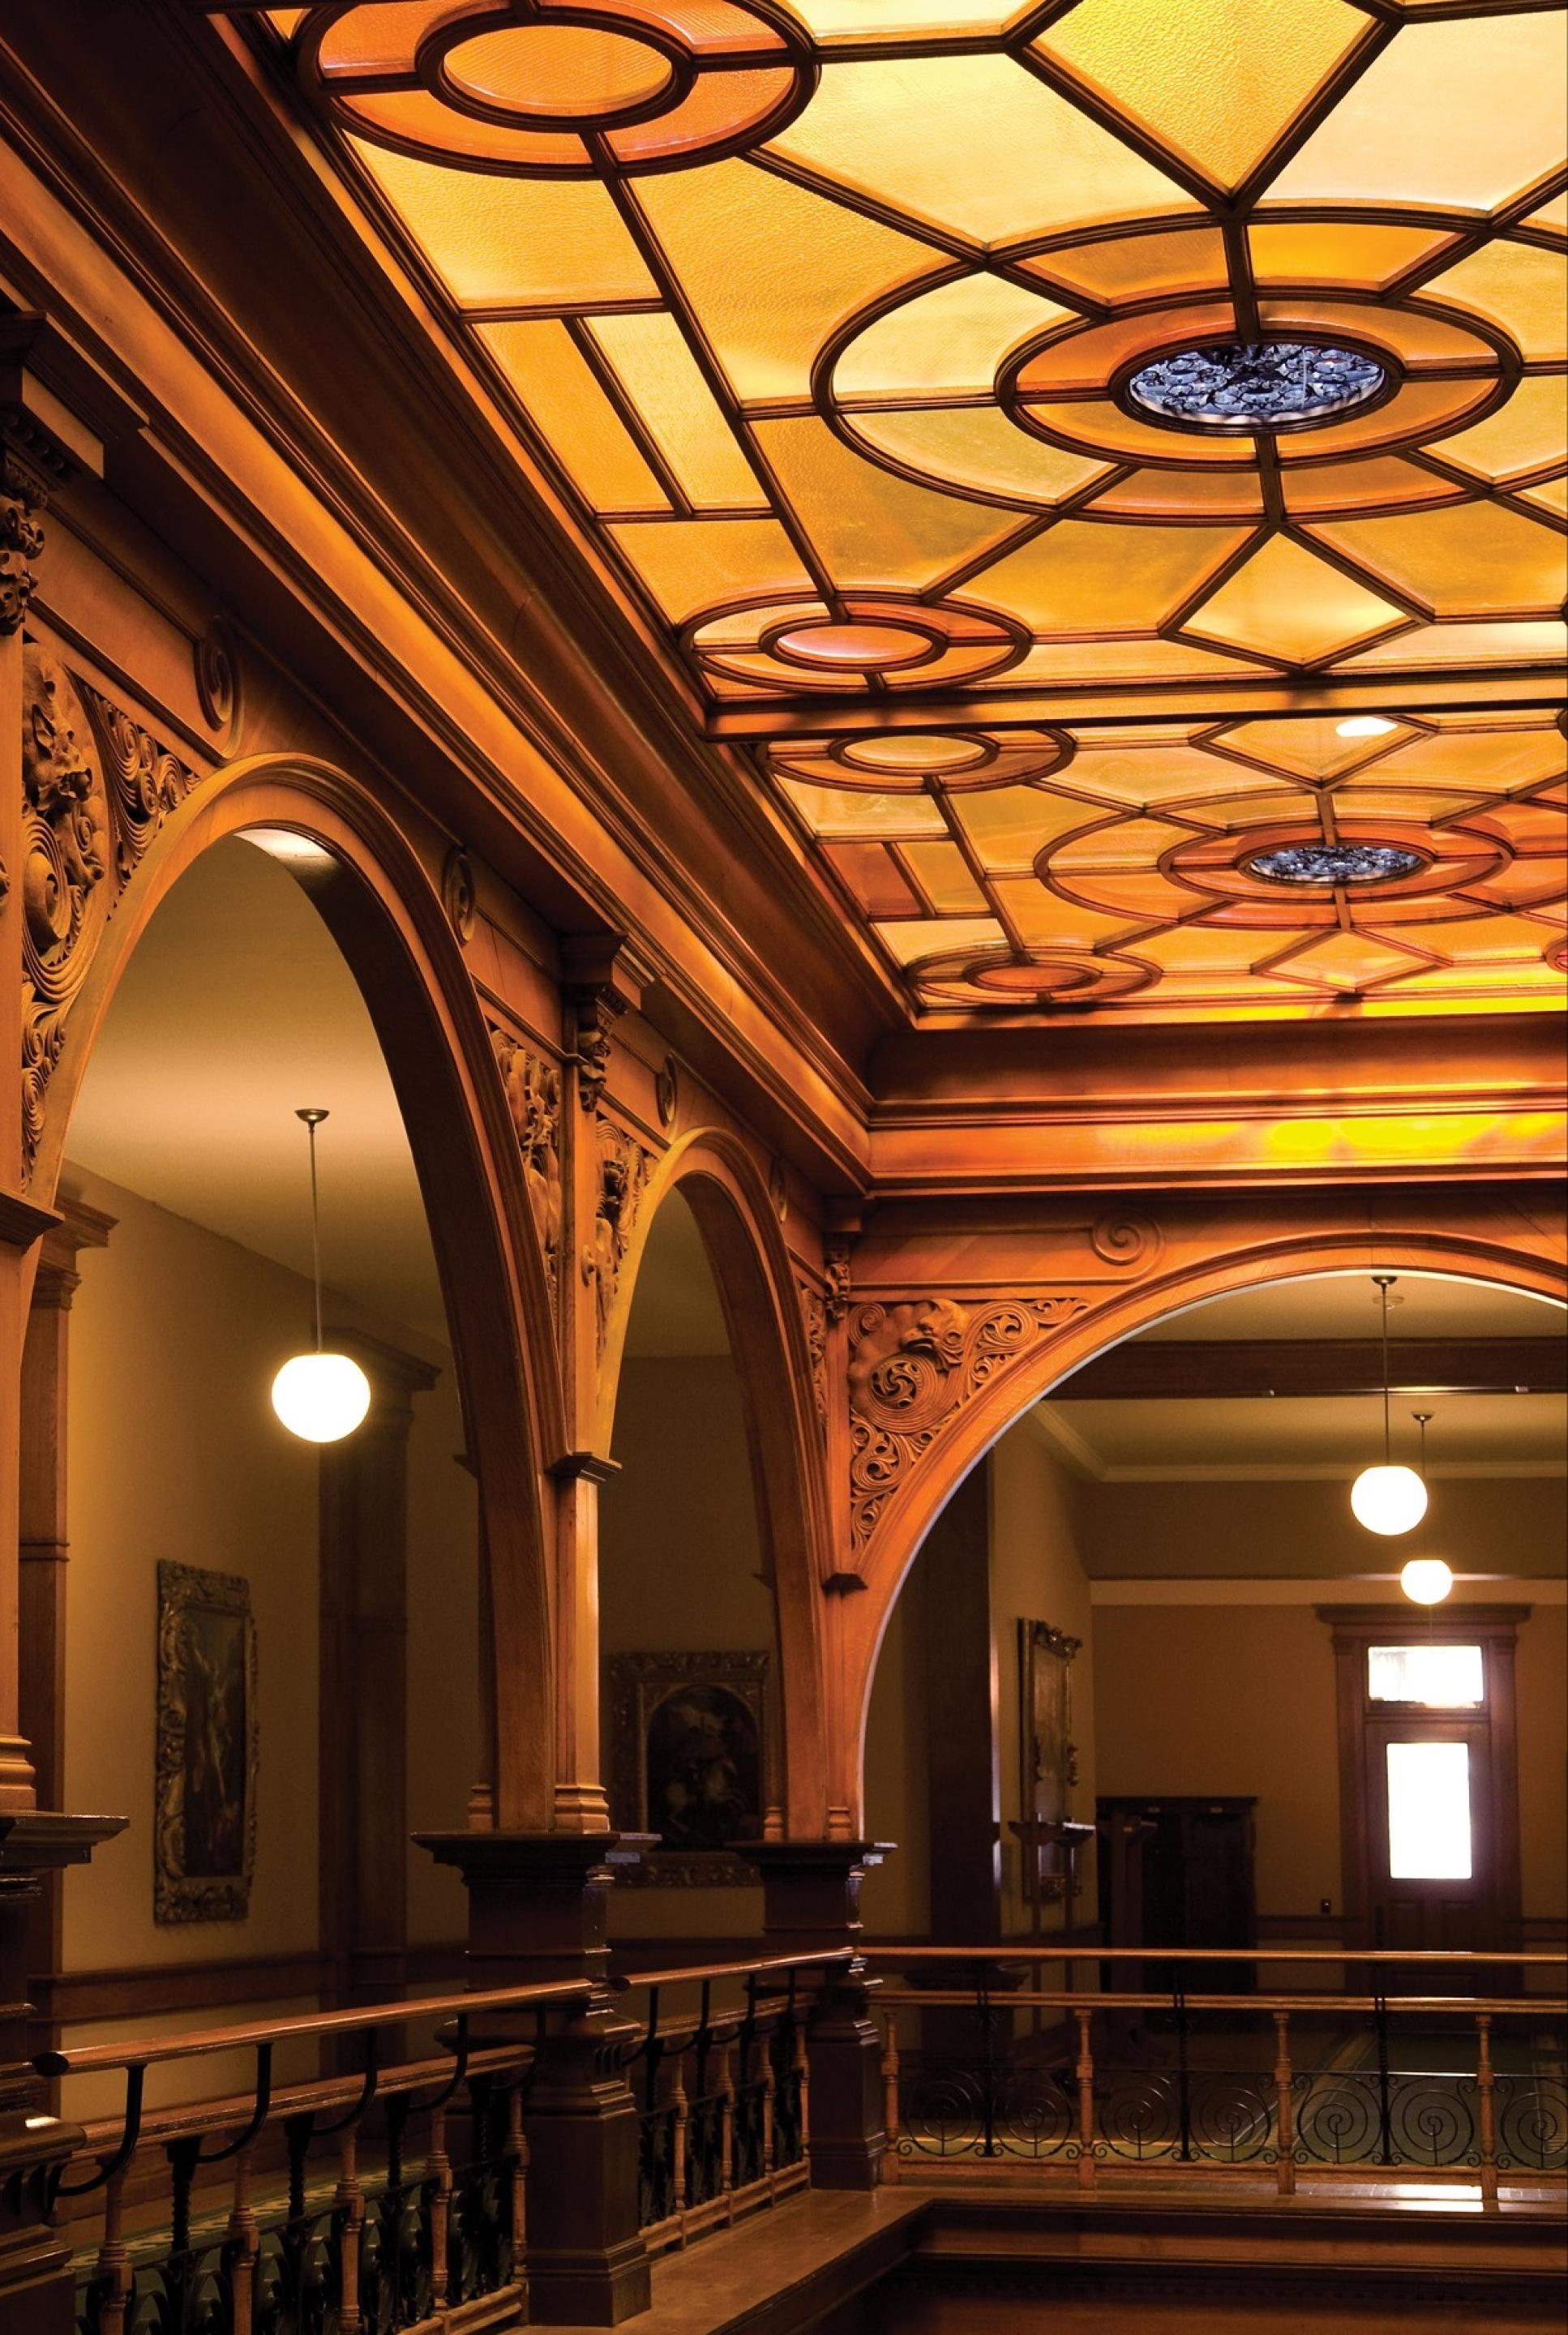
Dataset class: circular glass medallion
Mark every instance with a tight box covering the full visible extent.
[773,621,933,671]
[1126,340,1388,431]
[443,25,675,121]
[1246,842,1424,886]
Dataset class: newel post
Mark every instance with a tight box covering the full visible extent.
[747,1840,893,2191]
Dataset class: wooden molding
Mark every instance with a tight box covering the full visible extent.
[1056,1336,1566,1402]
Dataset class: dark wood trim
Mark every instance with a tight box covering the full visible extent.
[29,1940,465,2029]
[1055,1335,1566,1401]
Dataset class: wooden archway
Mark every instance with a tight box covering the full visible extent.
[43,756,560,1830]
[599,1131,830,1836]
[841,1216,1567,1829]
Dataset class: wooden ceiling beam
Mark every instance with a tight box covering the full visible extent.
[1052,1336,1567,1403]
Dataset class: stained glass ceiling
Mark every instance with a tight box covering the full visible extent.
[214,0,1566,1019]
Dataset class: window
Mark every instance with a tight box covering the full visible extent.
[1368,1643,1484,1707]
[1386,1740,1472,1880]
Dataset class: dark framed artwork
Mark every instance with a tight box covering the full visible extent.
[606,1651,769,1886]
[155,1560,258,1923]
[1018,1618,1081,1904]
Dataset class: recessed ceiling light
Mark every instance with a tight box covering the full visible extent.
[1335,715,1398,739]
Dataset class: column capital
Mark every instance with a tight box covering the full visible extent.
[0,313,144,634]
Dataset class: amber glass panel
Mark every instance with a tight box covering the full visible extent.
[351,144,658,305]
[1435,379,1568,485]
[1519,475,1568,521]
[341,86,587,169]
[1136,921,1283,975]
[833,274,1072,401]
[1378,726,1568,791]
[607,66,797,165]
[778,779,948,837]
[1306,503,1568,618]
[962,519,1252,634]
[782,0,1018,32]
[1067,741,1261,803]
[953,786,1111,870]
[999,636,1268,683]
[1185,533,1407,664]
[988,883,1142,948]
[1280,458,1463,517]
[1257,298,1492,371]
[768,53,1197,243]
[898,840,992,912]
[442,24,674,115]
[822,842,926,917]
[1339,617,1567,669]
[1092,470,1266,519]
[1024,227,1230,305]
[1033,0,1372,192]
[1017,397,1257,466]
[628,1,786,51]
[630,160,939,402]
[1273,378,1498,464]
[758,414,1024,585]
[315,2,445,72]
[1266,13,1568,213]
[1016,302,1236,397]
[1270,932,1427,991]
[477,322,668,511]
[1215,716,1415,780]
[588,315,765,506]
[608,515,812,622]
[1421,242,1568,364]
[1247,220,1459,289]
[845,408,1112,508]
[874,915,1007,965]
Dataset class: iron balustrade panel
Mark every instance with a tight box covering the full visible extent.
[1493,2072,1568,2174]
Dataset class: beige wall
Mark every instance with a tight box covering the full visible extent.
[860,1549,929,1938]
[1084,1476,1567,1579]
[405,1360,480,1943]
[1516,1603,1567,1921]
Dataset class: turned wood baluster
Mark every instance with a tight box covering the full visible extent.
[760,2020,778,2180]
[717,2037,736,2212]
[506,2083,527,2286]
[427,2103,452,2314]
[794,2011,810,2159]
[1476,2013,1498,2213]
[669,2046,690,2222]
[93,2163,133,2335]
[1273,2012,1296,2198]
[226,2146,259,2335]
[1073,2007,1096,2193]
[880,2008,901,2187]
[335,2125,365,2335]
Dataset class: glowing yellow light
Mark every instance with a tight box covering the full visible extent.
[272,1352,371,1443]
[1400,1557,1455,1606]
[1335,714,1398,738]
[1352,1462,1429,1536]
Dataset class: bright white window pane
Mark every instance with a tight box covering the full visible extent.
[1386,1741,1472,1880]
[1369,1644,1484,1707]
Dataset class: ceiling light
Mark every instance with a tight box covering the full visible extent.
[1400,1557,1454,1607]
[1350,1275,1428,1537]
[1335,715,1398,739]
[1125,341,1386,432]
[271,1108,371,1444]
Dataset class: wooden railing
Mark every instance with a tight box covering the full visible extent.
[863,1946,1568,2209]
[41,1952,849,2335]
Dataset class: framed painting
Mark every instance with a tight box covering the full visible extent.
[606,1651,769,1887]
[1018,1618,1082,1905]
[155,1560,258,1923]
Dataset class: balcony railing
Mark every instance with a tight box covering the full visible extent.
[41,1952,846,2335]
[864,1946,1568,2208]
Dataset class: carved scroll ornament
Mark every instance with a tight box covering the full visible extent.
[847,1294,1088,1553]
[594,1117,652,1347]
[0,447,48,636]
[491,1026,562,1305]
[795,1276,829,1424]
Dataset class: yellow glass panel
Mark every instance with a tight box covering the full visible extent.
[1435,379,1568,485]
[952,786,1108,870]
[1136,921,1283,975]
[1266,931,1427,992]
[1017,302,1236,396]
[1421,242,1568,363]
[1378,726,1566,791]
[1248,220,1458,289]
[1034,0,1372,192]
[778,0,1022,32]
[1018,397,1257,465]
[834,274,1072,401]
[266,7,308,37]
[609,516,812,622]
[778,780,949,836]
[1519,475,1568,521]
[767,54,1198,245]
[899,841,991,911]
[630,159,939,402]
[350,142,658,306]
[1275,378,1497,465]
[875,915,1007,965]
[1523,191,1568,234]
[1185,534,1407,664]
[1069,741,1274,804]
[1053,812,1197,869]
[587,315,765,507]
[477,322,668,511]
[1266,13,1568,214]
[752,416,1023,587]
[844,407,1112,508]
[959,520,1252,634]
[1023,227,1230,305]
[1000,637,1271,682]
[1337,618,1568,667]
[1091,470,1266,519]
[1215,717,1416,779]
[1305,504,1568,617]
[988,883,1142,948]
[1401,914,1561,965]
[1257,298,1493,371]
[1281,457,1463,516]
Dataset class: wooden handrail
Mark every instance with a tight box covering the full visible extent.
[618,1948,851,1990]
[878,1986,1568,2016]
[864,1943,1568,1964]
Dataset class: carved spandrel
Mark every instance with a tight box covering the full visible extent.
[846,1294,1089,1554]
[795,1277,829,1424]
[594,1117,651,1351]
[491,1026,563,1307]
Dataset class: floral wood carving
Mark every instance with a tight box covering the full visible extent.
[0,447,48,636]
[79,682,199,883]
[796,1276,829,1424]
[21,650,110,1177]
[491,1026,563,1306]
[823,1239,853,1326]
[569,983,623,1111]
[595,1116,652,1347]
[847,1295,1089,1553]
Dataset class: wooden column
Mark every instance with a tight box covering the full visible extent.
[18,1197,113,1991]
[318,1334,437,2012]
[749,1840,892,2191]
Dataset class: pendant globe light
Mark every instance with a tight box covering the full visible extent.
[1398,1416,1452,1604]
[271,1108,371,1444]
[1349,1274,1428,1536]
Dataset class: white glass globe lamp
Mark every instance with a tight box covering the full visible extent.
[1351,1462,1429,1536]
[271,1108,371,1445]
[272,1349,371,1443]
[1400,1557,1454,1607]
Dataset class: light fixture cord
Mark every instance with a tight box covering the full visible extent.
[1380,1277,1391,1463]
[306,1116,324,1354]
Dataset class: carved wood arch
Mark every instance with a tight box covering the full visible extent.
[39,756,559,1832]
[598,1130,830,1836]
[840,1211,1566,1832]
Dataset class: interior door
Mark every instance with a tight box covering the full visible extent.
[1365,1716,1496,1960]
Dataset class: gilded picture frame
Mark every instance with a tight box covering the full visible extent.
[155,1560,259,1924]
[606,1650,769,1887]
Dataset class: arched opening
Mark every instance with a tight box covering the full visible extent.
[861,1266,1566,1961]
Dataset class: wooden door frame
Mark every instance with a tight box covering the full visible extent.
[1318,1605,1527,1952]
